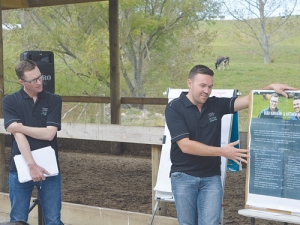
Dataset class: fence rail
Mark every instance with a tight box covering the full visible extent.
[61,96,168,105]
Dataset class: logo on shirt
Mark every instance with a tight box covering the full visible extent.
[207,112,217,122]
[41,107,48,116]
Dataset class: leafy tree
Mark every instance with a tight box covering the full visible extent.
[222,0,298,64]
[3,4,110,97]
[143,25,217,97]
[3,0,219,100]
[119,0,219,99]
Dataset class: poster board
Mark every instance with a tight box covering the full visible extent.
[246,90,300,215]
[154,88,239,201]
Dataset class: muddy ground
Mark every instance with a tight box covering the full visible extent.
[3,146,297,225]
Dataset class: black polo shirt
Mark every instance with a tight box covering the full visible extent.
[2,87,62,172]
[165,92,236,177]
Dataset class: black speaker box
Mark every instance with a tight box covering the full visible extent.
[20,51,55,93]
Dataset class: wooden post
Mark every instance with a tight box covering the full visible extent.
[0,0,6,192]
[151,144,161,211]
[109,0,121,155]
[109,0,120,125]
[151,144,168,216]
[99,102,104,124]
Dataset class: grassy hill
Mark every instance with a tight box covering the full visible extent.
[60,18,300,131]
[3,17,299,131]
[198,19,300,131]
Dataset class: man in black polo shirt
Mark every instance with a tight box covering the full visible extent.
[2,60,63,225]
[165,64,296,225]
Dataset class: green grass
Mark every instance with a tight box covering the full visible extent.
[4,18,300,130]
[56,18,300,130]
[60,19,300,130]
[197,19,300,131]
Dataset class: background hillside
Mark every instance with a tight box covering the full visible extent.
[197,18,300,131]
[120,18,300,131]
[2,11,300,131]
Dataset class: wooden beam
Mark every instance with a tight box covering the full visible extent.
[0,0,6,192]
[1,0,108,9]
[109,0,120,124]
[61,96,168,105]
[0,119,164,145]
[61,96,111,103]
[1,0,28,9]
[59,122,164,145]
[28,0,107,8]
[151,145,161,213]
[121,97,168,105]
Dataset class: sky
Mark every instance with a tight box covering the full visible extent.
[219,0,300,20]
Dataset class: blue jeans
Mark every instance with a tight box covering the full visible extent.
[171,172,223,225]
[8,172,63,225]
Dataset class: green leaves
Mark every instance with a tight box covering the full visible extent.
[3,0,219,99]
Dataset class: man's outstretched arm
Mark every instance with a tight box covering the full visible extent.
[234,83,297,112]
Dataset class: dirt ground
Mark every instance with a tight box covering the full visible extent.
[4,147,298,225]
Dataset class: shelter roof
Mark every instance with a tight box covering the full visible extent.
[1,0,107,10]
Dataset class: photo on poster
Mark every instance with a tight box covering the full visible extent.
[247,90,300,213]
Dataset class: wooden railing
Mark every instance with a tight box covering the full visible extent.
[61,96,168,105]
[0,118,165,214]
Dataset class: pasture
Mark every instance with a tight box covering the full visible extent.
[60,17,300,131]
[199,18,300,131]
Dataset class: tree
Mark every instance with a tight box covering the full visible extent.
[143,25,217,97]
[119,0,219,100]
[3,0,219,100]
[222,0,298,64]
[3,4,111,97]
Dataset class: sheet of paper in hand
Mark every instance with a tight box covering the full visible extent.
[14,146,59,183]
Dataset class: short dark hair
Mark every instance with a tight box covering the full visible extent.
[188,65,214,80]
[15,60,37,79]
[294,96,300,100]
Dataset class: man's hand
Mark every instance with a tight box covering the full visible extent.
[28,163,50,182]
[222,140,250,166]
[265,84,298,98]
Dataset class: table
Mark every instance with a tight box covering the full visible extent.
[238,209,300,225]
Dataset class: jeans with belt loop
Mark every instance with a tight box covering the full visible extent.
[171,172,223,225]
[8,172,63,225]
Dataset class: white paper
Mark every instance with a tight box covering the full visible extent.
[14,146,59,183]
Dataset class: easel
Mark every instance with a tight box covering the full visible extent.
[149,197,174,225]
[29,192,44,225]
[238,91,300,225]
[238,209,300,225]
